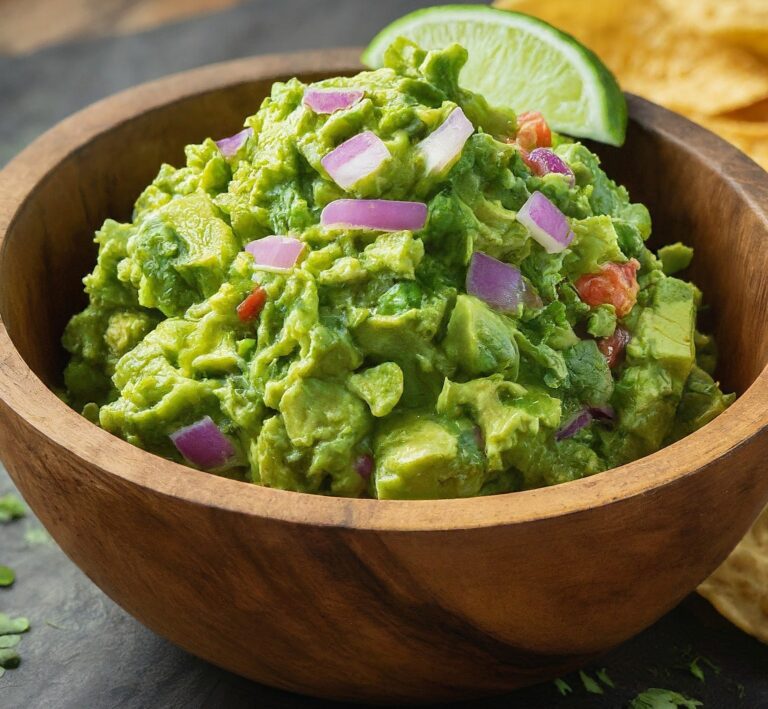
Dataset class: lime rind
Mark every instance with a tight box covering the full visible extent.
[362,5,626,146]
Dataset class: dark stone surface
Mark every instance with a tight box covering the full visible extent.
[2,1,768,707]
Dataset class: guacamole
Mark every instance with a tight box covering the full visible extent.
[62,39,733,499]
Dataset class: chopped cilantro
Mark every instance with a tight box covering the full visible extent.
[579,670,604,694]
[0,613,29,635]
[0,635,20,649]
[0,565,14,587]
[597,667,615,688]
[553,677,573,696]
[24,526,52,546]
[0,494,26,523]
[0,647,20,670]
[629,688,703,708]
[688,658,705,682]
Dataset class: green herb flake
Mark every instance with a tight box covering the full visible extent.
[0,613,30,635]
[629,688,703,709]
[688,657,705,682]
[0,565,14,587]
[24,526,52,546]
[580,670,604,695]
[0,635,20,649]
[0,494,26,523]
[553,677,573,696]
[596,667,615,688]
[0,647,20,669]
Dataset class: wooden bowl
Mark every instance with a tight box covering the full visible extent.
[1,49,768,704]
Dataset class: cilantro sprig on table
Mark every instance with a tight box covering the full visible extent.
[1,493,30,677]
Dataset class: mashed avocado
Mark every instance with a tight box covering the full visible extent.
[62,39,733,499]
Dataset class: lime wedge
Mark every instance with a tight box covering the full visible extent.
[362,5,626,146]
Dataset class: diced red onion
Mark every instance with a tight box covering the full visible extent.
[320,199,427,231]
[215,127,253,158]
[245,235,305,272]
[466,251,539,312]
[355,454,374,480]
[303,88,364,114]
[417,107,474,174]
[321,131,390,190]
[170,416,237,469]
[526,148,575,187]
[516,191,575,254]
[589,405,615,422]
[556,404,615,442]
[555,409,593,441]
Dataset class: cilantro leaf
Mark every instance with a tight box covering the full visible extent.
[0,614,30,635]
[0,635,20,649]
[553,678,573,696]
[688,658,705,682]
[629,688,703,708]
[0,494,26,523]
[580,670,604,695]
[597,667,615,688]
[0,647,20,669]
[0,565,14,587]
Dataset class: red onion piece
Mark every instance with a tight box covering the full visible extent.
[355,453,374,481]
[417,107,474,174]
[215,127,253,158]
[555,409,593,442]
[516,191,575,254]
[526,148,575,187]
[466,251,538,313]
[170,416,237,469]
[320,199,428,231]
[245,235,305,272]
[589,404,615,422]
[321,131,390,190]
[303,88,364,114]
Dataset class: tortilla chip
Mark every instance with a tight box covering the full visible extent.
[693,114,768,169]
[494,0,768,115]
[699,505,768,644]
[656,0,768,58]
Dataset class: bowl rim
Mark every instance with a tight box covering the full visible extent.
[1,48,767,532]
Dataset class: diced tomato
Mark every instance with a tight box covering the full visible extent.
[575,259,640,318]
[598,326,632,368]
[515,111,552,151]
[236,286,267,323]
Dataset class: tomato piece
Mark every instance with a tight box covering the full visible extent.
[597,326,632,368]
[236,286,267,323]
[575,259,640,318]
[515,111,552,151]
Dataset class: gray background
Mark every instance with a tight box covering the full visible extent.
[2,1,768,707]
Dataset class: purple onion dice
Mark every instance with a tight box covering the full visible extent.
[355,453,374,481]
[320,199,428,231]
[245,235,305,272]
[466,251,539,313]
[417,107,474,175]
[321,131,390,190]
[555,409,593,442]
[170,416,237,469]
[215,127,253,158]
[516,191,575,254]
[527,148,575,187]
[303,88,364,114]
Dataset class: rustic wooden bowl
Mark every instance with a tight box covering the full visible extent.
[1,49,767,704]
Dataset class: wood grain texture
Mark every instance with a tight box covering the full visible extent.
[0,50,767,704]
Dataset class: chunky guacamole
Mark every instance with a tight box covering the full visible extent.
[62,40,733,499]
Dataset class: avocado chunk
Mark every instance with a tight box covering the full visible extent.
[442,295,519,379]
[373,413,485,499]
[348,363,404,417]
